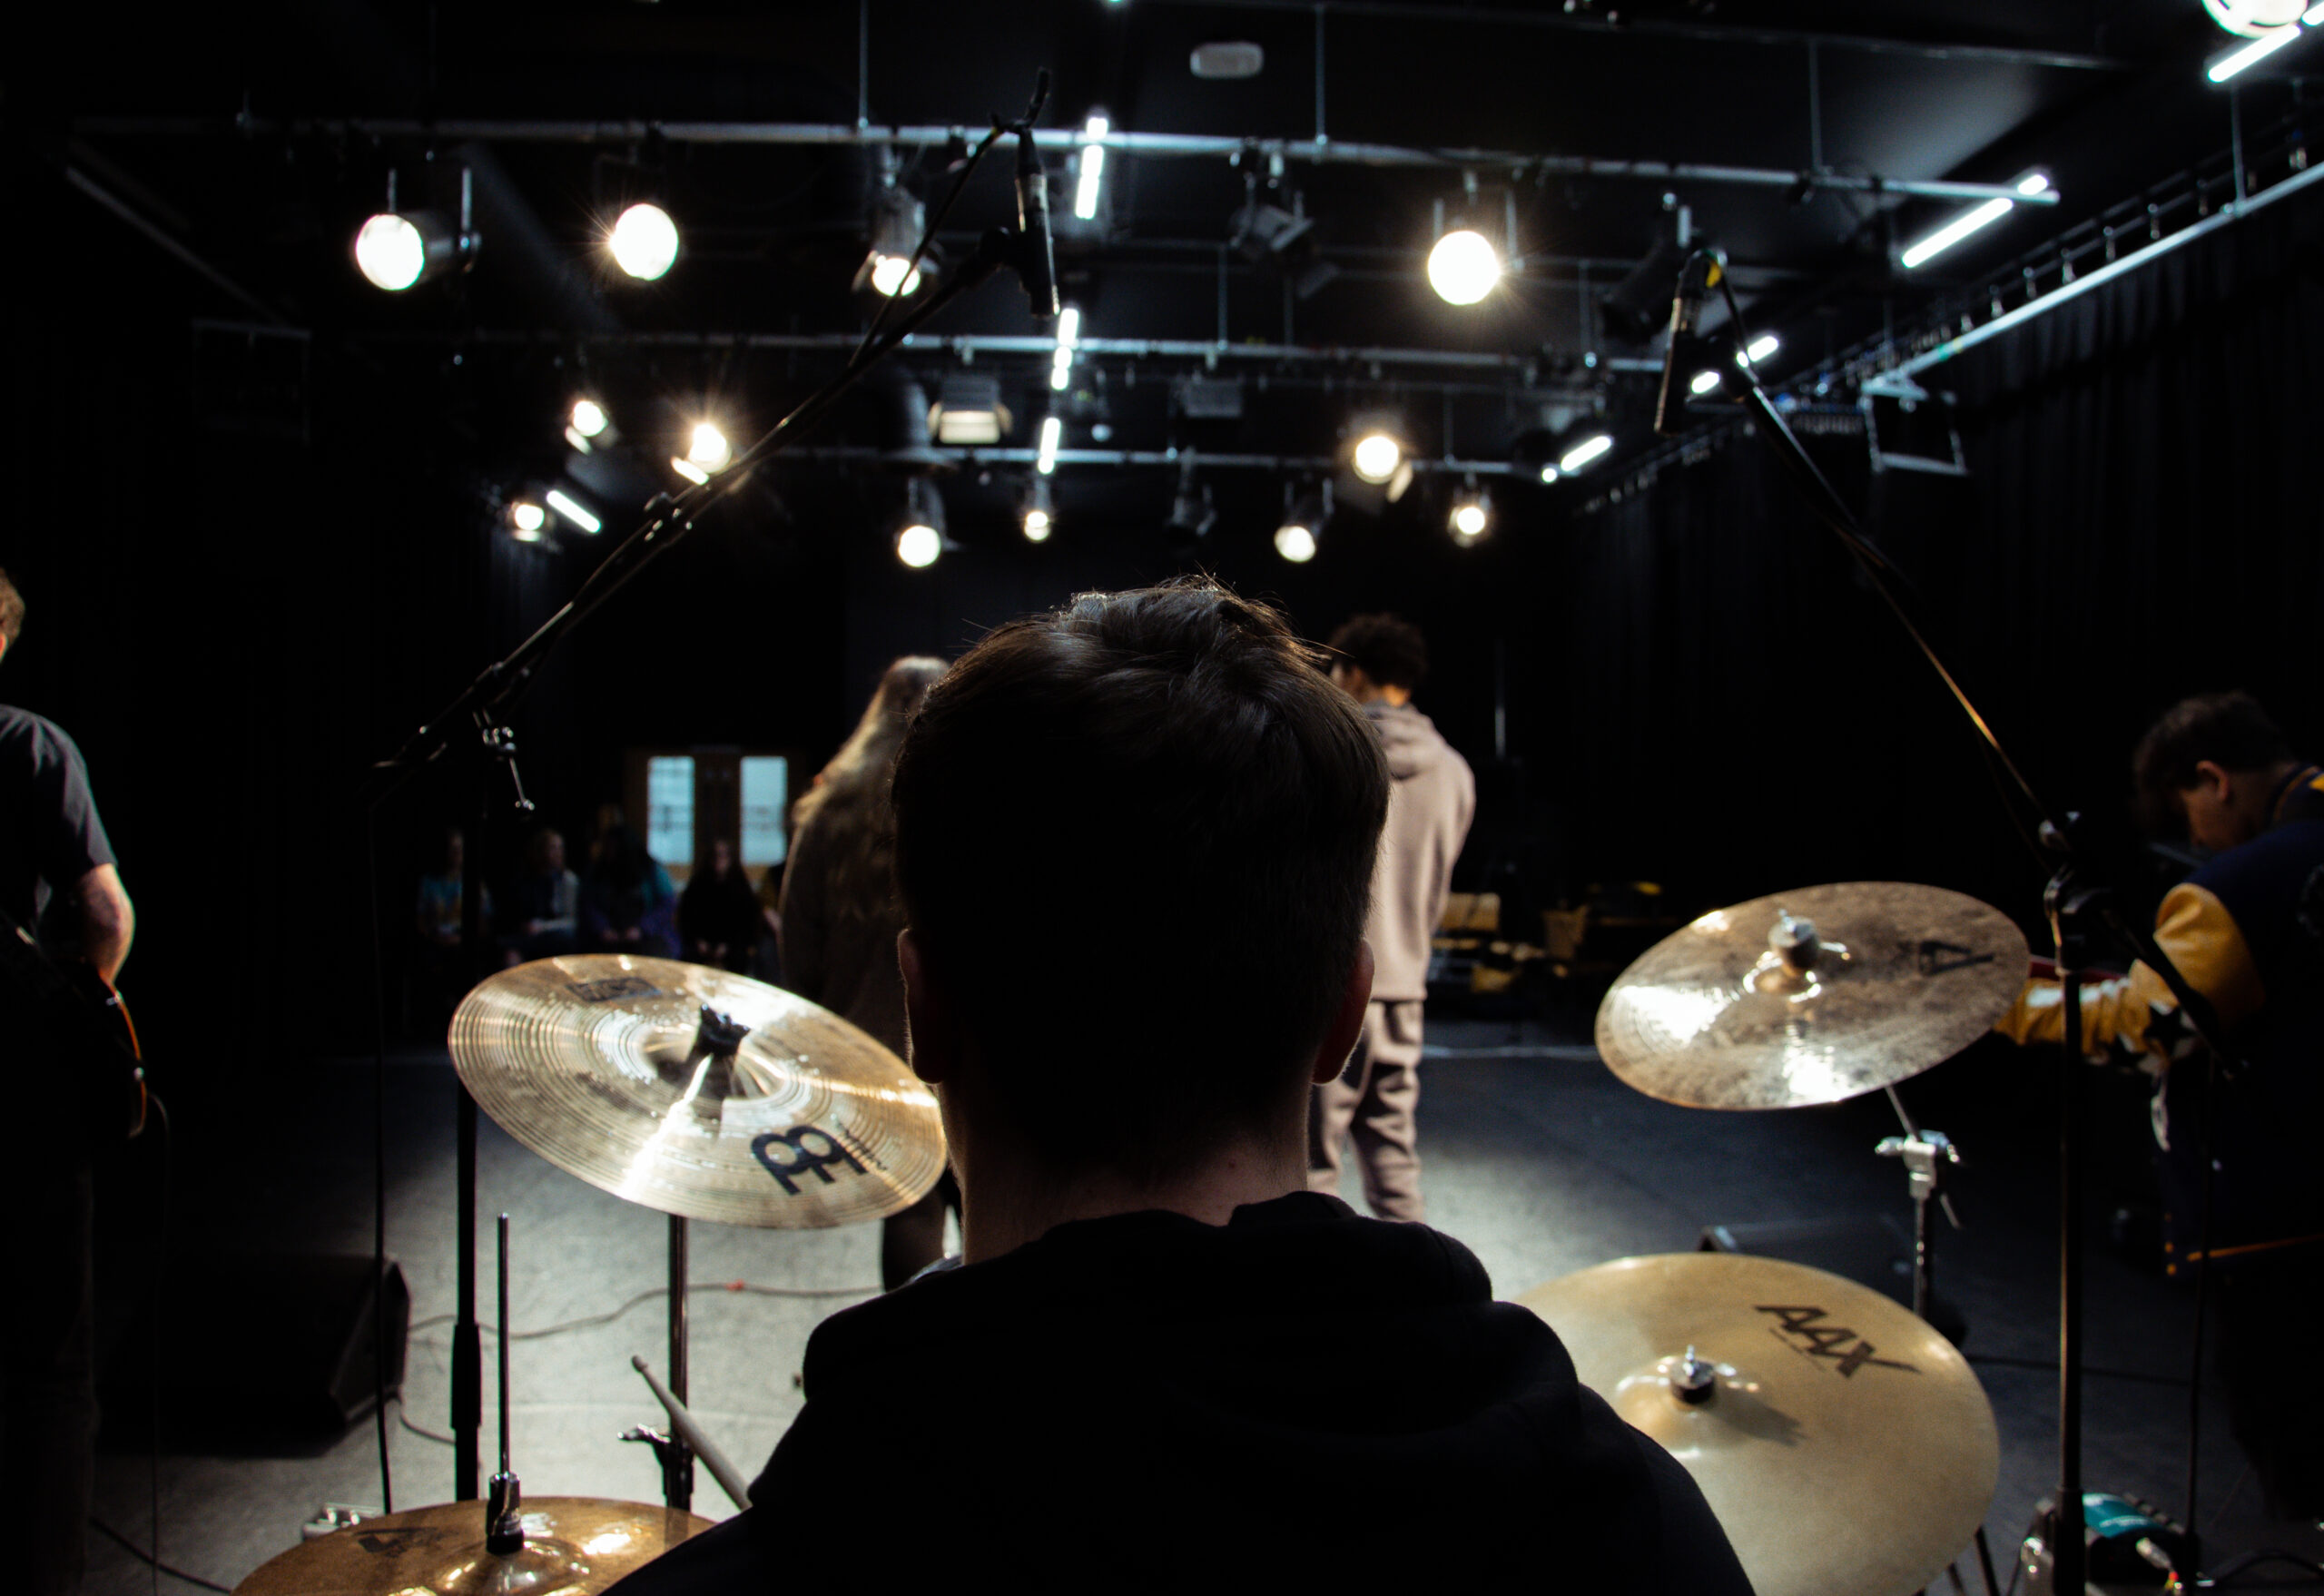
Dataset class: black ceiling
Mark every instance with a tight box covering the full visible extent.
[40,0,2324,526]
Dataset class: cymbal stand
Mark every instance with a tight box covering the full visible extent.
[485,1213,523,1553]
[1876,1082,1963,1325]
[619,1217,695,1511]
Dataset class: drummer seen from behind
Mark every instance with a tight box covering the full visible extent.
[606,577,1750,1590]
[1993,689,2324,1522]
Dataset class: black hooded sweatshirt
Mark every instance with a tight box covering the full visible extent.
[608,1192,1751,1591]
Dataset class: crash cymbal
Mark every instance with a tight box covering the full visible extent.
[1595,881,2028,1110]
[450,956,945,1228]
[1515,1253,1997,1596]
[233,1496,712,1595]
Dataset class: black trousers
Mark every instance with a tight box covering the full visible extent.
[2,1159,94,1594]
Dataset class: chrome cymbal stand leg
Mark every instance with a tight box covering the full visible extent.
[664,1216,694,1512]
[1877,1085,1962,1325]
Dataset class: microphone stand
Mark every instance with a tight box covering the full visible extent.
[1662,251,2243,1595]
[360,74,1056,1496]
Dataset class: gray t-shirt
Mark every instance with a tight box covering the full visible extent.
[0,704,117,936]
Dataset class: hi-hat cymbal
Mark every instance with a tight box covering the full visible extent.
[1515,1253,1997,1596]
[233,1497,712,1594]
[450,955,945,1228]
[1594,881,2029,1110]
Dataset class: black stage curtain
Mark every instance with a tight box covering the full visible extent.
[1545,181,2324,931]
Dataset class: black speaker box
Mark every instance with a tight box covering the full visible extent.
[103,1251,409,1449]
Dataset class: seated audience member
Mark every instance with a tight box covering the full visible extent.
[679,836,764,974]
[580,823,677,958]
[414,826,474,949]
[503,825,580,965]
[781,655,953,1288]
[606,580,1748,1589]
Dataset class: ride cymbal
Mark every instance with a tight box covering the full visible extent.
[450,956,944,1228]
[1594,881,2029,1110]
[1516,1253,1998,1596]
[233,1497,712,1594]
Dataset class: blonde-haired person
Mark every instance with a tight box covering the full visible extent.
[780,655,954,1288]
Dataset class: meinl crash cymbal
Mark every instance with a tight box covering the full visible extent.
[233,1497,710,1594]
[450,955,945,1228]
[1515,1253,1998,1596]
[1594,881,2029,1110]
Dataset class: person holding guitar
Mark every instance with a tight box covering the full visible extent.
[0,567,136,1596]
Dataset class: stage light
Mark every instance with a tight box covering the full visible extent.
[545,488,601,534]
[566,426,596,454]
[2209,19,2307,78]
[857,168,930,298]
[1449,484,1492,543]
[1427,229,1501,306]
[1021,475,1055,542]
[1037,415,1062,475]
[1164,456,1216,541]
[2205,0,2304,36]
[1074,114,1109,222]
[353,170,479,292]
[1538,465,1561,484]
[1352,432,1403,485]
[608,202,680,281]
[1275,485,1327,562]
[1689,369,1723,397]
[570,399,609,438]
[931,375,1009,446]
[671,458,709,485]
[1900,171,2049,270]
[895,480,947,567]
[687,422,731,472]
[511,500,547,533]
[1740,333,1779,365]
[1050,304,1081,391]
[1559,433,1613,474]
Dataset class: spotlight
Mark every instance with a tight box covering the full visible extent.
[895,479,947,567]
[607,202,680,281]
[1559,433,1614,474]
[1600,236,1692,343]
[544,488,601,534]
[1020,475,1055,542]
[671,458,710,485]
[510,499,547,538]
[1164,456,1216,541]
[881,378,949,469]
[1427,229,1501,306]
[931,375,1010,446]
[687,421,732,472]
[1689,369,1724,397]
[2205,0,2305,36]
[1449,483,1492,543]
[1275,484,1328,562]
[354,170,478,292]
[1538,465,1561,484]
[1352,432,1403,485]
[856,160,930,298]
[1900,172,2050,271]
[1230,188,1339,301]
[1074,114,1110,222]
[1036,414,1062,476]
[570,398,611,438]
[1740,333,1779,366]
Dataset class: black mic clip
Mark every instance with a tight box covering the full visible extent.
[1653,248,1729,437]
[998,70,1060,324]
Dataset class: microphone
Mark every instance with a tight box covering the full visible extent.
[1013,124,1060,322]
[1653,248,1727,437]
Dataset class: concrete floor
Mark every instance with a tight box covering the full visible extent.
[82,1012,2324,1593]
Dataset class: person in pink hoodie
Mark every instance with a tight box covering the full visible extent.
[1309,613,1474,1221]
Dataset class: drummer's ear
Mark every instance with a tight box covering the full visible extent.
[898,929,956,1086]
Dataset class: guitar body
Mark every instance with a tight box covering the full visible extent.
[1,913,146,1143]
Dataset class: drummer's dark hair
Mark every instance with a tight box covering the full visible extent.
[893,576,1389,1182]
[2132,691,2297,838]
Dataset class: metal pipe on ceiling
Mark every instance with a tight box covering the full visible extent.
[759,445,1542,477]
[73,116,2059,207]
[361,326,1664,376]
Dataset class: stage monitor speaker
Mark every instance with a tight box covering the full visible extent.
[103,1251,410,1447]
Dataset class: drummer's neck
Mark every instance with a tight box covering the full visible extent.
[957,1125,1312,1265]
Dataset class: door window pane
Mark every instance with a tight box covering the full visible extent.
[646,755,695,868]
[741,755,789,867]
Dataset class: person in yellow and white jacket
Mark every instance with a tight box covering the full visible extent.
[1994,691,2324,1520]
